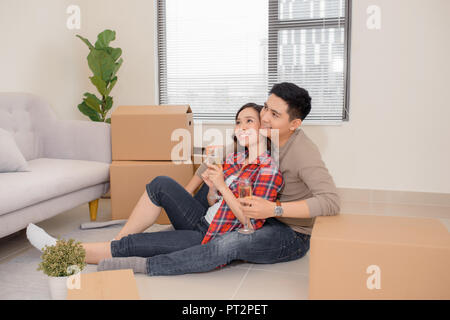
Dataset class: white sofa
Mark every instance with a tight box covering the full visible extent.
[0,93,111,238]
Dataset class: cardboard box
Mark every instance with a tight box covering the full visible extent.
[111,105,193,161]
[110,160,194,223]
[309,214,450,300]
[67,269,139,300]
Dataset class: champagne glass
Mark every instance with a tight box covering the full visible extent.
[238,178,255,234]
[205,145,223,168]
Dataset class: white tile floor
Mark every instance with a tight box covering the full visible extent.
[0,197,449,300]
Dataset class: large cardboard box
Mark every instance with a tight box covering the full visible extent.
[111,105,193,161]
[67,269,139,300]
[110,161,194,223]
[309,214,450,300]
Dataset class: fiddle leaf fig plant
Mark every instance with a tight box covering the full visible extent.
[76,29,123,123]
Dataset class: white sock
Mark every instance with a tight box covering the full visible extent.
[26,223,57,252]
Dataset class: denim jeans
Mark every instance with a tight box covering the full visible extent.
[111,176,311,276]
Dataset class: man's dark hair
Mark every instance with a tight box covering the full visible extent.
[269,82,312,121]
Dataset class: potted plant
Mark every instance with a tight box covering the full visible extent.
[76,29,123,123]
[37,239,86,300]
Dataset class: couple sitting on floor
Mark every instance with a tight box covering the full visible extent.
[27,82,340,276]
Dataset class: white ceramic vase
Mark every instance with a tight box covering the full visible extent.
[48,275,70,300]
[48,271,82,300]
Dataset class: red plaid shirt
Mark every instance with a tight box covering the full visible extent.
[201,149,284,245]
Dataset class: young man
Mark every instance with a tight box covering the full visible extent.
[238,82,341,233]
[26,82,339,275]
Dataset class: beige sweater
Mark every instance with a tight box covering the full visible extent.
[195,128,340,235]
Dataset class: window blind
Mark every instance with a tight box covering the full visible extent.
[158,0,351,123]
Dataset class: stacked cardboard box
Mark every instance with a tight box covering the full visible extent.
[309,213,450,299]
[110,105,194,224]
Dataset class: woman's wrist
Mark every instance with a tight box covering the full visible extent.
[215,182,227,194]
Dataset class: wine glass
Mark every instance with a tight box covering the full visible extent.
[238,178,255,234]
[205,145,223,168]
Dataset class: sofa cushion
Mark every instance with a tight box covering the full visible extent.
[0,128,30,172]
[0,93,56,160]
[0,158,110,216]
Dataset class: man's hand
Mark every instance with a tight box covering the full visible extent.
[238,197,276,219]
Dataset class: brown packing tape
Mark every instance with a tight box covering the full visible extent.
[113,105,192,115]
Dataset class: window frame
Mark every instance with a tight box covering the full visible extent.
[268,0,352,123]
[157,0,352,124]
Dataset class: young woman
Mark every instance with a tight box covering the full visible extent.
[27,103,284,275]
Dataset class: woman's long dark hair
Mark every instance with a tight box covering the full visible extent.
[233,103,271,155]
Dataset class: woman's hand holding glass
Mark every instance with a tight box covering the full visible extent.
[201,171,215,189]
[205,163,226,192]
[205,145,223,168]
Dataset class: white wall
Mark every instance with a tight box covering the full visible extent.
[1,0,449,194]
[310,0,450,194]
[0,0,157,120]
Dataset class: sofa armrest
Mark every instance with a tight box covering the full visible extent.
[42,119,111,163]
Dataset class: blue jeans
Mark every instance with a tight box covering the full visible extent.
[110,176,311,276]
